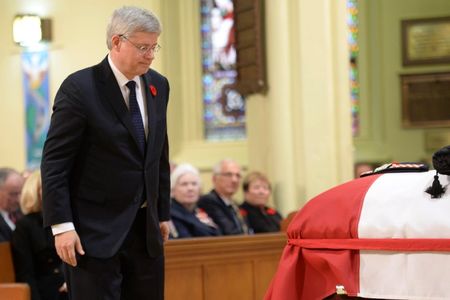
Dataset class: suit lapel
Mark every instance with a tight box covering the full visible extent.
[94,58,144,156]
[0,215,12,240]
[142,73,156,159]
[213,191,235,219]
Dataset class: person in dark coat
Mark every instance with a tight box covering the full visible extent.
[40,6,170,300]
[11,171,68,300]
[0,168,24,242]
[239,171,283,233]
[169,164,220,238]
[198,159,250,235]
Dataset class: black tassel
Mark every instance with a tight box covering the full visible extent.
[425,172,446,198]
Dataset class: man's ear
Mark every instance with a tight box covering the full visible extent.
[111,35,121,49]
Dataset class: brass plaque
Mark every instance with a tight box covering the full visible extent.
[402,17,450,66]
[401,72,450,128]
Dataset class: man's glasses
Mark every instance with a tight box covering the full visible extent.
[119,34,161,55]
[218,172,242,179]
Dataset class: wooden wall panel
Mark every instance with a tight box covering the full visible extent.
[165,266,203,299]
[0,242,31,300]
[233,0,267,95]
[254,258,281,300]
[0,242,15,282]
[164,233,286,300]
[204,262,253,299]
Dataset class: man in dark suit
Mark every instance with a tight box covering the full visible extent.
[0,216,11,242]
[0,168,24,242]
[198,159,250,235]
[41,6,170,300]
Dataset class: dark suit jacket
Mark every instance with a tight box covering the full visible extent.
[198,190,246,235]
[12,212,66,300]
[0,213,12,242]
[41,56,170,258]
[170,199,220,238]
[239,201,282,233]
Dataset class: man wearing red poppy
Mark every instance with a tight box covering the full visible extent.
[41,6,170,300]
[239,171,283,233]
[198,159,250,235]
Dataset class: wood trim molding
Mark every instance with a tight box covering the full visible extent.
[165,233,286,268]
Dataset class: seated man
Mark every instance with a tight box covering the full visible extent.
[0,168,24,242]
[198,159,250,235]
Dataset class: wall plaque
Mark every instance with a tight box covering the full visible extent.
[402,16,450,66]
[401,72,450,128]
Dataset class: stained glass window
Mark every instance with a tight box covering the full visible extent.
[201,0,246,141]
[348,0,360,136]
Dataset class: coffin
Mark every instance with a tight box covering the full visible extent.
[266,169,450,300]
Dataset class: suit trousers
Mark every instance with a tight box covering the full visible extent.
[63,208,164,300]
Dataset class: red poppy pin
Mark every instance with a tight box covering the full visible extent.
[149,85,157,96]
[239,208,248,217]
[266,208,277,215]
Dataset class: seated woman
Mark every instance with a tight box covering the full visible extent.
[11,171,67,300]
[169,163,221,238]
[239,171,283,233]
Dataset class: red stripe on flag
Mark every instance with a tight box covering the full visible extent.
[265,175,381,299]
[289,238,450,251]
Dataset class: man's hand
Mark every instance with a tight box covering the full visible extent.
[159,221,170,242]
[58,282,68,293]
[55,230,85,267]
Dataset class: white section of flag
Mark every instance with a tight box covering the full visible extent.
[358,171,450,299]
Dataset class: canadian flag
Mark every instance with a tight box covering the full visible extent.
[265,170,450,300]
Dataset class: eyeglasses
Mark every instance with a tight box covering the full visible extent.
[218,172,242,179]
[119,34,161,55]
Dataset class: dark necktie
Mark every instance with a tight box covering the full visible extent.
[228,203,249,234]
[8,210,20,224]
[126,81,146,153]
[8,212,16,224]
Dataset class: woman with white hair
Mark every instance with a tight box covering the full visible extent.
[169,164,220,238]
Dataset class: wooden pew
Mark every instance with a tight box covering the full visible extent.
[0,242,30,300]
[164,233,286,300]
[1,233,286,300]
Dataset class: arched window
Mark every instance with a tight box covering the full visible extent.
[200,0,246,141]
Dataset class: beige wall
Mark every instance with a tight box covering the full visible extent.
[0,0,355,214]
[0,0,163,170]
[8,1,448,215]
[355,0,450,165]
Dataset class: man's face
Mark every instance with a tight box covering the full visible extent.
[213,161,241,198]
[0,173,24,212]
[113,31,160,79]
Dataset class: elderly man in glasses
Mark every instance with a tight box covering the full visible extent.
[198,159,251,235]
[41,6,170,300]
[0,168,24,242]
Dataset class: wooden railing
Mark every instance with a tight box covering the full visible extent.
[1,232,288,300]
[0,242,30,300]
[164,233,287,300]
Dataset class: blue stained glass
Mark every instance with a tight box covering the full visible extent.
[200,0,246,141]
